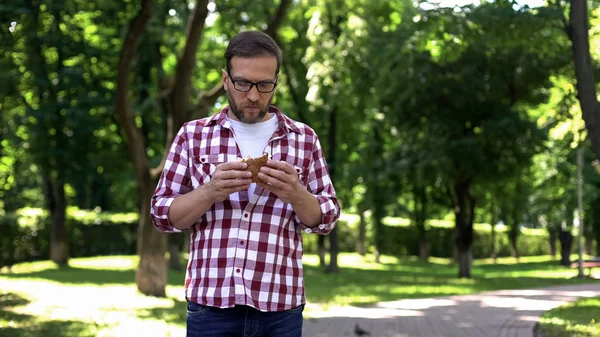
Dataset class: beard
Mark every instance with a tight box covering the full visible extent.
[227,91,274,124]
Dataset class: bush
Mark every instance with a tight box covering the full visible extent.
[303,215,554,259]
[0,209,580,268]
[0,207,138,268]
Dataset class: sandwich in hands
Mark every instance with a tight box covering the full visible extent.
[240,153,269,184]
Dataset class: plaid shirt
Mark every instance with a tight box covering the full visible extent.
[150,106,340,312]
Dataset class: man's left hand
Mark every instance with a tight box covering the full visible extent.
[257,160,302,203]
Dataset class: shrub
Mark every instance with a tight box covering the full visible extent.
[0,207,138,268]
[0,209,576,268]
[303,215,553,259]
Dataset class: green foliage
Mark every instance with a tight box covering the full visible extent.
[1,0,600,279]
[0,208,138,268]
[0,207,570,269]
[302,215,561,259]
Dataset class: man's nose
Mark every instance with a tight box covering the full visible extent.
[247,86,260,101]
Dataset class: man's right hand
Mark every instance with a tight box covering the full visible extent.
[168,161,252,230]
[206,161,253,203]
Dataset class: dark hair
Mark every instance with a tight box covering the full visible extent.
[225,31,283,76]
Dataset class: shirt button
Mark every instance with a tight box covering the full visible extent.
[240,241,245,245]
[236,269,241,273]
[243,213,249,218]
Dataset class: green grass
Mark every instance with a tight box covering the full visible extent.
[538,297,600,337]
[0,253,596,337]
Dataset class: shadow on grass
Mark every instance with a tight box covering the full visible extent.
[303,259,596,307]
[135,297,188,325]
[0,267,186,287]
[0,292,30,307]
[0,292,99,337]
[1,256,593,309]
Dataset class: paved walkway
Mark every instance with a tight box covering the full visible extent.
[302,282,600,337]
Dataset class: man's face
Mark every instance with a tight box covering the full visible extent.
[223,56,278,124]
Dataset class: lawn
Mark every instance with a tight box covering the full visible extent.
[0,253,595,337]
[537,297,600,337]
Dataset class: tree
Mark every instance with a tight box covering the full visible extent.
[115,0,292,297]
[2,0,124,266]
[556,0,600,159]
[365,2,566,277]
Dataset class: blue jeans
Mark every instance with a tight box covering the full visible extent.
[186,302,304,337]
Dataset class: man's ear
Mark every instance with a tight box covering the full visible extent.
[222,68,228,90]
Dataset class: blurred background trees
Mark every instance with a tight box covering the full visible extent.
[1,0,600,295]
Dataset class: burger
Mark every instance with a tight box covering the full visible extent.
[241,153,269,184]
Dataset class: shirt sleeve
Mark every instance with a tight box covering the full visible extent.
[295,136,341,235]
[150,125,191,233]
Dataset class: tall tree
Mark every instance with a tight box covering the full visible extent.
[557,0,600,159]
[3,0,120,265]
[366,2,566,277]
[115,0,292,296]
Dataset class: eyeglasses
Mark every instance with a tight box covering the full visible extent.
[227,70,278,93]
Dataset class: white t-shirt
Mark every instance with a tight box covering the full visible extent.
[227,113,278,197]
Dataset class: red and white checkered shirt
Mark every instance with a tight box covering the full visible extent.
[150,106,340,312]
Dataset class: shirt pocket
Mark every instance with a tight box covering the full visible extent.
[190,153,238,188]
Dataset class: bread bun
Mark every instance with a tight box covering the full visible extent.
[241,153,268,183]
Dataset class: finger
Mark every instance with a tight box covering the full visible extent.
[257,171,287,189]
[265,160,295,174]
[218,177,252,188]
[218,161,248,171]
[216,169,252,180]
[260,166,292,183]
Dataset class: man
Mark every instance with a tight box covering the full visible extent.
[150,30,340,337]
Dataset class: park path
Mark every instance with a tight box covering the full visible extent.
[302,282,600,337]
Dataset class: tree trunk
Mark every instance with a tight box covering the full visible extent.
[115,0,166,297]
[50,179,69,266]
[509,235,520,261]
[568,0,600,159]
[183,231,191,258]
[419,239,430,260]
[317,236,326,267]
[26,1,69,267]
[549,226,558,259]
[372,206,385,264]
[558,229,573,266]
[490,203,497,263]
[356,211,367,256]
[371,126,386,264]
[135,182,167,297]
[325,102,339,273]
[490,200,498,263]
[414,179,429,261]
[374,248,381,264]
[457,248,472,278]
[585,236,593,256]
[454,180,475,278]
[491,223,497,262]
[168,234,182,271]
[42,169,69,266]
[325,227,339,273]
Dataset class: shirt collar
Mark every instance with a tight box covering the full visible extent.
[207,105,302,135]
